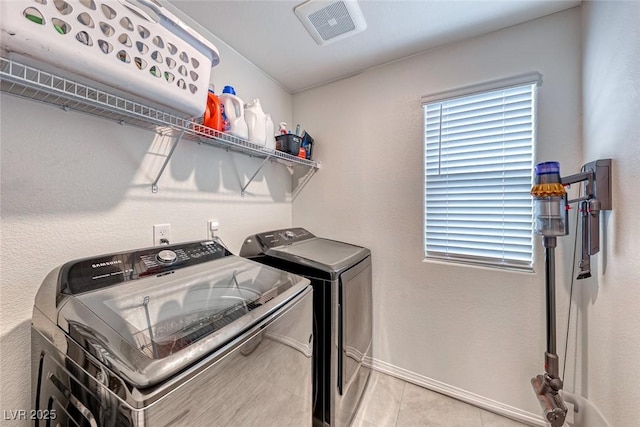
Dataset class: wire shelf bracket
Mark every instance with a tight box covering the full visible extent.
[151,130,185,193]
[292,161,320,200]
[240,155,273,196]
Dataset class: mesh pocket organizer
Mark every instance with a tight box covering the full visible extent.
[1,0,220,118]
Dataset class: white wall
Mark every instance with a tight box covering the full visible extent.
[4,2,638,425]
[0,22,294,422]
[580,1,640,425]
[293,8,583,423]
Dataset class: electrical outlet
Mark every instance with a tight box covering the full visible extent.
[153,224,171,246]
[207,219,219,240]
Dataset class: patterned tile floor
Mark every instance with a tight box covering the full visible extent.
[351,371,533,427]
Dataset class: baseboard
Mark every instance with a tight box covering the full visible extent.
[363,356,547,427]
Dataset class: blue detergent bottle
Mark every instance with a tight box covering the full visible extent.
[219,85,249,139]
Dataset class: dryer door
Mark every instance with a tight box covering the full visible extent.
[338,256,372,395]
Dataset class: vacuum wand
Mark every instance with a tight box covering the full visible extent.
[543,237,557,356]
[531,237,567,427]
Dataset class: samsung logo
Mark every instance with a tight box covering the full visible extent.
[92,260,122,268]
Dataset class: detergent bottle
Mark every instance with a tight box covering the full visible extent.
[219,85,249,140]
[244,99,267,146]
[203,85,223,132]
[265,114,276,150]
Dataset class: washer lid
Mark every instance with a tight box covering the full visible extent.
[56,255,309,388]
[268,238,369,273]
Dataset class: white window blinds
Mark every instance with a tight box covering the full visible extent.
[422,75,540,270]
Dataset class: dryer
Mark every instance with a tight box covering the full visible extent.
[240,228,372,427]
[31,239,313,426]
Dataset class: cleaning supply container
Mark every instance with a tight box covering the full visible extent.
[219,85,249,140]
[244,99,267,146]
[276,134,302,155]
[203,86,223,132]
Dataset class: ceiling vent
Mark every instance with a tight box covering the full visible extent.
[294,0,367,46]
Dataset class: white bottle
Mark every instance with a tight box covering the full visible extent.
[265,114,276,151]
[244,99,267,146]
[219,85,249,140]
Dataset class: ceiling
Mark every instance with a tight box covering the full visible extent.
[170,0,581,93]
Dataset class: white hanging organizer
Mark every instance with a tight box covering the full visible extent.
[1,0,219,118]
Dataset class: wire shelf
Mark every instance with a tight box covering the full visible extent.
[0,56,319,171]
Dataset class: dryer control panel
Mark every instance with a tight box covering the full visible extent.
[240,228,315,258]
[253,228,314,248]
[61,240,231,294]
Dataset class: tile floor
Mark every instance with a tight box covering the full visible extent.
[352,371,533,427]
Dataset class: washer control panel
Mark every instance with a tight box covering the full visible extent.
[63,240,231,294]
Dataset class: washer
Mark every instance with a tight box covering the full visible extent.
[240,228,372,427]
[31,239,313,426]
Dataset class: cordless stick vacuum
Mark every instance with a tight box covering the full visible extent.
[530,160,612,427]
[530,162,569,427]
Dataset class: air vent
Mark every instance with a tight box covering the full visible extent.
[294,0,366,46]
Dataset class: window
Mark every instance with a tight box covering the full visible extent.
[422,73,541,271]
